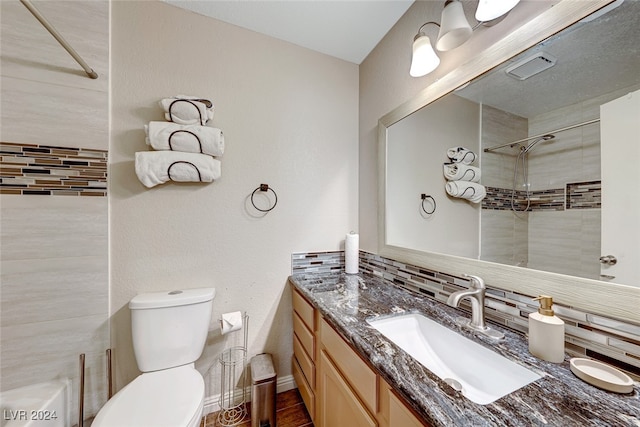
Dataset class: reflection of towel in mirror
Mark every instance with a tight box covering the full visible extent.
[447,146,477,164]
[135,151,221,188]
[445,181,486,203]
[443,163,480,182]
[159,95,214,125]
[145,122,225,157]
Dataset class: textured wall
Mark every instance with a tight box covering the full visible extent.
[110,0,358,409]
[0,0,109,422]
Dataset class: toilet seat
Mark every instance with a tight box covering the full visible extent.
[92,364,204,427]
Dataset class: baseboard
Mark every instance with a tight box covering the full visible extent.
[202,374,297,416]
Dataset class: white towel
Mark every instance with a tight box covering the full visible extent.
[159,95,214,125]
[445,181,486,203]
[145,121,225,156]
[443,163,481,182]
[447,146,477,164]
[135,151,221,188]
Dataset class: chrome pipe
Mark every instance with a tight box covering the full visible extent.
[484,118,600,152]
[19,0,98,79]
[78,353,85,427]
[106,348,113,399]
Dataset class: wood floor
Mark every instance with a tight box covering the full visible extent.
[201,389,313,427]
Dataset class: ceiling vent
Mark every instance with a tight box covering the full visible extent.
[505,52,557,80]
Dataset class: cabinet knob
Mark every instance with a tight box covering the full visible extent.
[599,255,617,265]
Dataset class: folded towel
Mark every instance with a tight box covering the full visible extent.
[445,181,486,203]
[447,146,477,164]
[159,95,214,125]
[443,163,480,182]
[135,151,221,188]
[145,121,225,156]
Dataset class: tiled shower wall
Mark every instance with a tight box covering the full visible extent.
[0,1,109,422]
[480,100,603,279]
[291,250,640,379]
[481,84,640,280]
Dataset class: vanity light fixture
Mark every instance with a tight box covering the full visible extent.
[410,0,521,77]
[476,0,521,22]
[409,22,441,77]
[436,0,472,51]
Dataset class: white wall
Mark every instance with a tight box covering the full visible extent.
[0,0,109,422]
[109,0,358,403]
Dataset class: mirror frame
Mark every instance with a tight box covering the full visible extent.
[378,0,640,324]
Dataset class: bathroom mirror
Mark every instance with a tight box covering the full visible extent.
[379,0,640,323]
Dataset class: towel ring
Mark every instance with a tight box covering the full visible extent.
[168,161,202,182]
[421,194,436,215]
[251,184,278,212]
[168,99,204,126]
[168,130,203,153]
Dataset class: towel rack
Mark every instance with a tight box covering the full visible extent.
[20,0,98,79]
[421,194,436,215]
[251,184,278,212]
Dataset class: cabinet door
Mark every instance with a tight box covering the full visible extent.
[389,391,427,427]
[318,350,377,427]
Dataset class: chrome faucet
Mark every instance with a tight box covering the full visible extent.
[447,274,504,340]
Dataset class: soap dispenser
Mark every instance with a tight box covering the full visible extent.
[528,295,565,363]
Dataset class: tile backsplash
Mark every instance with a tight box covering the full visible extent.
[0,142,108,196]
[292,250,640,378]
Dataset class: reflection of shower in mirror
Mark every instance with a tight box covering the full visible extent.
[511,134,555,213]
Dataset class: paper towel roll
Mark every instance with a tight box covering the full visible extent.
[221,311,243,335]
[345,232,359,274]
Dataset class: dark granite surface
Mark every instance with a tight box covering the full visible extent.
[289,272,640,427]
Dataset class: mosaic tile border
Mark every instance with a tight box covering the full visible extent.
[292,250,640,378]
[483,186,564,211]
[292,251,344,275]
[0,142,108,196]
[567,180,602,209]
[483,181,601,212]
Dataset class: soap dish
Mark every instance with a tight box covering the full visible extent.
[569,358,634,393]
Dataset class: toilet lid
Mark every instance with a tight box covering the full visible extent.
[92,365,204,427]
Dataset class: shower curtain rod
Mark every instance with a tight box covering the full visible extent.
[20,0,98,79]
[483,118,600,153]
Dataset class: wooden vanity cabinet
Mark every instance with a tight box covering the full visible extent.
[292,286,429,427]
[292,289,317,421]
[379,380,428,427]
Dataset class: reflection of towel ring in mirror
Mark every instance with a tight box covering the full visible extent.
[251,184,278,212]
[421,194,436,214]
[459,186,476,198]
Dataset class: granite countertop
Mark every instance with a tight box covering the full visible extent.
[289,272,640,427]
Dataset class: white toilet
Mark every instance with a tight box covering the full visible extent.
[93,287,216,427]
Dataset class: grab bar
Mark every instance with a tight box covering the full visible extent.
[19,0,98,79]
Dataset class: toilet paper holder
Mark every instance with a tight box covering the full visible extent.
[217,311,250,426]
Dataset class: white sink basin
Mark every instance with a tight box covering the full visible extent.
[367,313,541,405]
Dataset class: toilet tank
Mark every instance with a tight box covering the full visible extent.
[129,288,215,372]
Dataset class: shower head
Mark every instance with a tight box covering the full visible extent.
[522,134,555,153]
